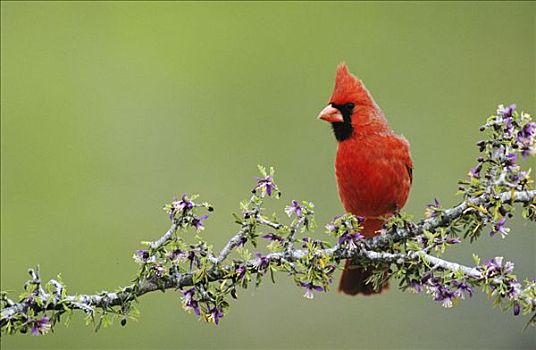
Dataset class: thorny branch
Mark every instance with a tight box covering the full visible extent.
[1,193,531,318]
[370,189,536,247]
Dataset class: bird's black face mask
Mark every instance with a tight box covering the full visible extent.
[330,102,355,141]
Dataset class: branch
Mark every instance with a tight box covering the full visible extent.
[0,216,505,317]
[1,189,534,324]
[370,189,536,247]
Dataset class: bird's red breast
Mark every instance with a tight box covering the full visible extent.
[336,131,412,232]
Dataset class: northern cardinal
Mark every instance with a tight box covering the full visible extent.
[318,63,413,295]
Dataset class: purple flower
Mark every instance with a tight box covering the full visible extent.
[451,280,474,299]
[490,217,509,238]
[234,263,247,280]
[523,148,533,158]
[261,233,284,242]
[170,193,194,219]
[505,153,517,167]
[133,249,154,263]
[136,249,149,260]
[253,176,276,197]
[177,193,194,211]
[416,235,429,246]
[421,275,461,308]
[469,165,481,178]
[505,280,521,298]
[519,144,534,159]
[498,104,516,118]
[191,214,209,231]
[429,284,457,308]
[446,237,461,245]
[325,215,343,233]
[483,256,503,270]
[425,198,441,218]
[430,198,440,208]
[254,253,270,272]
[521,122,535,138]
[503,260,515,274]
[338,231,364,249]
[31,316,50,336]
[285,200,303,217]
[208,306,224,325]
[409,280,423,293]
[503,116,514,135]
[419,273,433,286]
[516,122,535,158]
[187,250,201,270]
[182,288,200,316]
[299,281,324,299]
[513,302,521,316]
[168,248,186,261]
[325,223,337,232]
[482,256,515,279]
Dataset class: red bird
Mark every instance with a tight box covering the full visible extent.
[318,63,413,295]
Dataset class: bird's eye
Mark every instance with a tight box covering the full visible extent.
[345,103,355,110]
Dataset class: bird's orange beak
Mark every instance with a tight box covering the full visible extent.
[318,104,344,123]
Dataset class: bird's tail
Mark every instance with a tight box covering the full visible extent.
[338,218,389,296]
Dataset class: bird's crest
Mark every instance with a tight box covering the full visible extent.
[330,62,376,108]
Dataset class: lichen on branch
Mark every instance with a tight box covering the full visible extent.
[1,105,535,335]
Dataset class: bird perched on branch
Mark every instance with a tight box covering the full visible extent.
[318,63,413,295]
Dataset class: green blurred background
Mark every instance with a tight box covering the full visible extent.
[1,1,535,349]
